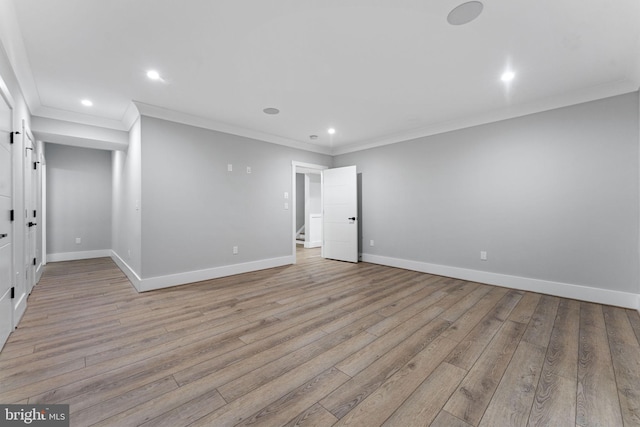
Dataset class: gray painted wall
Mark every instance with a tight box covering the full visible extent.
[112,118,142,275]
[46,143,112,255]
[140,116,332,278]
[296,173,305,232]
[335,93,640,293]
[307,174,321,216]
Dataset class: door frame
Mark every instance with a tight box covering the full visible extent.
[22,123,36,294]
[291,161,327,264]
[0,71,14,350]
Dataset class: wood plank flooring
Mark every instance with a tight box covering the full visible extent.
[1,248,639,426]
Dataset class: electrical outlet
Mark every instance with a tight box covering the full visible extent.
[284,202,289,210]
[227,164,233,172]
[480,251,487,261]
[246,166,252,174]
[233,246,238,255]
[75,237,81,244]
[370,240,375,247]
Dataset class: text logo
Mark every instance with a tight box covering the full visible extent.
[0,405,69,426]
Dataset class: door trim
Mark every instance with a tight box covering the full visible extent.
[291,161,328,264]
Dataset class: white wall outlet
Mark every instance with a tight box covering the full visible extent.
[284,192,289,199]
[227,164,233,172]
[480,251,487,261]
[284,202,289,210]
[233,246,238,255]
[246,166,251,174]
[75,237,81,244]
[370,240,375,246]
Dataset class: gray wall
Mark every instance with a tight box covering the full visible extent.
[296,173,305,232]
[46,143,112,255]
[112,118,142,275]
[307,174,321,215]
[335,93,640,293]
[140,116,332,278]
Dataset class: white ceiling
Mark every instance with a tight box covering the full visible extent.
[3,0,640,154]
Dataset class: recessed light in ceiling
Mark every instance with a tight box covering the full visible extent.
[81,99,93,107]
[328,128,336,135]
[146,70,161,80]
[263,107,280,115]
[501,71,515,82]
[447,1,483,25]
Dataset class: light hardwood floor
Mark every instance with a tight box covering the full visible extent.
[1,248,639,426]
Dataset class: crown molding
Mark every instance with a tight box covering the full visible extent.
[132,101,332,155]
[332,79,639,156]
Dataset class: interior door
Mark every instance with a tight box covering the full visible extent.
[23,131,36,294]
[0,87,12,351]
[322,165,358,263]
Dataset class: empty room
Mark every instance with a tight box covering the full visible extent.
[0,1,639,426]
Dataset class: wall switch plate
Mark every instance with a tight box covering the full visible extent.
[480,251,487,261]
[370,240,374,246]
[227,164,233,172]
[75,237,81,244]
[246,166,251,174]
[284,202,289,210]
[233,246,238,254]
[284,192,289,199]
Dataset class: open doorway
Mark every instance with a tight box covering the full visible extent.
[291,161,327,263]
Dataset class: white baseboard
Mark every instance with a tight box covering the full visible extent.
[47,250,112,263]
[111,253,294,293]
[35,263,44,284]
[362,253,640,310]
[304,241,321,249]
[110,250,143,292]
[13,291,27,328]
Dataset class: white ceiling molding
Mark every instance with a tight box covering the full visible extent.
[31,116,128,151]
[33,105,128,131]
[122,102,140,132]
[333,79,639,156]
[133,101,333,156]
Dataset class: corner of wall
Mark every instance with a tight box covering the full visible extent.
[110,250,142,292]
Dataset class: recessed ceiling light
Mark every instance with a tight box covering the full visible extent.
[447,1,483,25]
[146,70,161,80]
[328,128,336,135]
[263,107,280,115]
[501,71,515,82]
[81,99,93,107]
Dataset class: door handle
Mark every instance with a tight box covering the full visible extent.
[28,222,37,227]
[348,217,357,221]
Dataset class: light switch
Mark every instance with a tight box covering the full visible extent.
[246,166,251,174]
[284,192,289,199]
[227,164,233,172]
[284,202,289,210]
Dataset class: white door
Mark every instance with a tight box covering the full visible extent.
[23,131,36,294]
[0,86,12,351]
[322,165,358,263]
